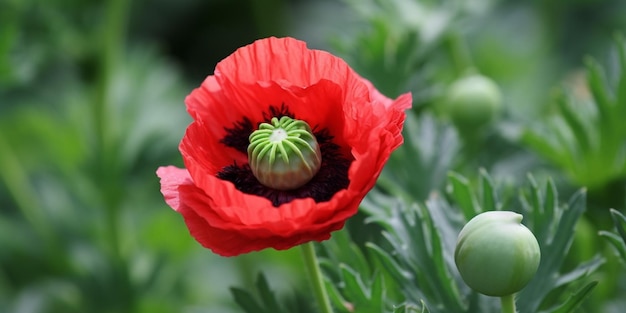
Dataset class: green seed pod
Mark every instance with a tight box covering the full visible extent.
[248,116,322,190]
[444,74,502,130]
[454,211,540,297]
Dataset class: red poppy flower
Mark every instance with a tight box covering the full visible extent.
[157,37,411,256]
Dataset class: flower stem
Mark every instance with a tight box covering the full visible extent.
[95,0,130,262]
[301,242,334,313]
[444,30,474,75]
[500,294,516,313]
[0,134,59,260]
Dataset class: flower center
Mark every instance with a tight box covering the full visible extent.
[247,116,322,190]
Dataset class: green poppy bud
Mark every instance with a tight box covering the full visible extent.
[454,211,540,297]
[444,74,502,130]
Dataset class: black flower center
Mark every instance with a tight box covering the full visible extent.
[217,104,351,207]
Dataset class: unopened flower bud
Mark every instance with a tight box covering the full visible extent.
[248,116,322,190]
[444,74,502,130]
[454,211,540,297]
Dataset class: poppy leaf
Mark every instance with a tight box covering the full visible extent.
[517,186,597,313]
[598,231,626,263]
[339,264,370,306]
[392,301,430,313]
[554,90,592,154]
[609,208,626,243]
[230,287,266,313]
[255,273,282,313]
[520,128,566,168]
[479,169,498,212]
[379,113,459,201]
[323,279,350,313]
[365,243,414,285]
[584,57,613,123]
[545,281,598,313]
[368,272,385,312]
[447,171,480,220]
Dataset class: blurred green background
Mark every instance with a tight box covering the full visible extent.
[1,0,626,312]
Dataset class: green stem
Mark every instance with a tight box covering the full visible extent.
[301,242,334,313]
[94,0,134,311]
[0,134,60,262]
[500,294,516,313]
[444,30,475,76]
[95,0,130,262]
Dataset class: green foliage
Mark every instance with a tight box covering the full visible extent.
[319,229,408,313]
[230,273,313,313]
[325,264,386,313]
[522,35,626,190]
[363,196,466,312]
[0,46,194,313]
[549,282,599,313]
[449,171,605,313]
[358,171,601,313]
[514,178,603,313]
[599,209,626,265]
[379,112,460,200]
[392,301,430,313]
[335,0,441,99]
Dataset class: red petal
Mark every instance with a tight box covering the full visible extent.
[158,166,355,256]
[215,37,363,89]
[156,166,192,211]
